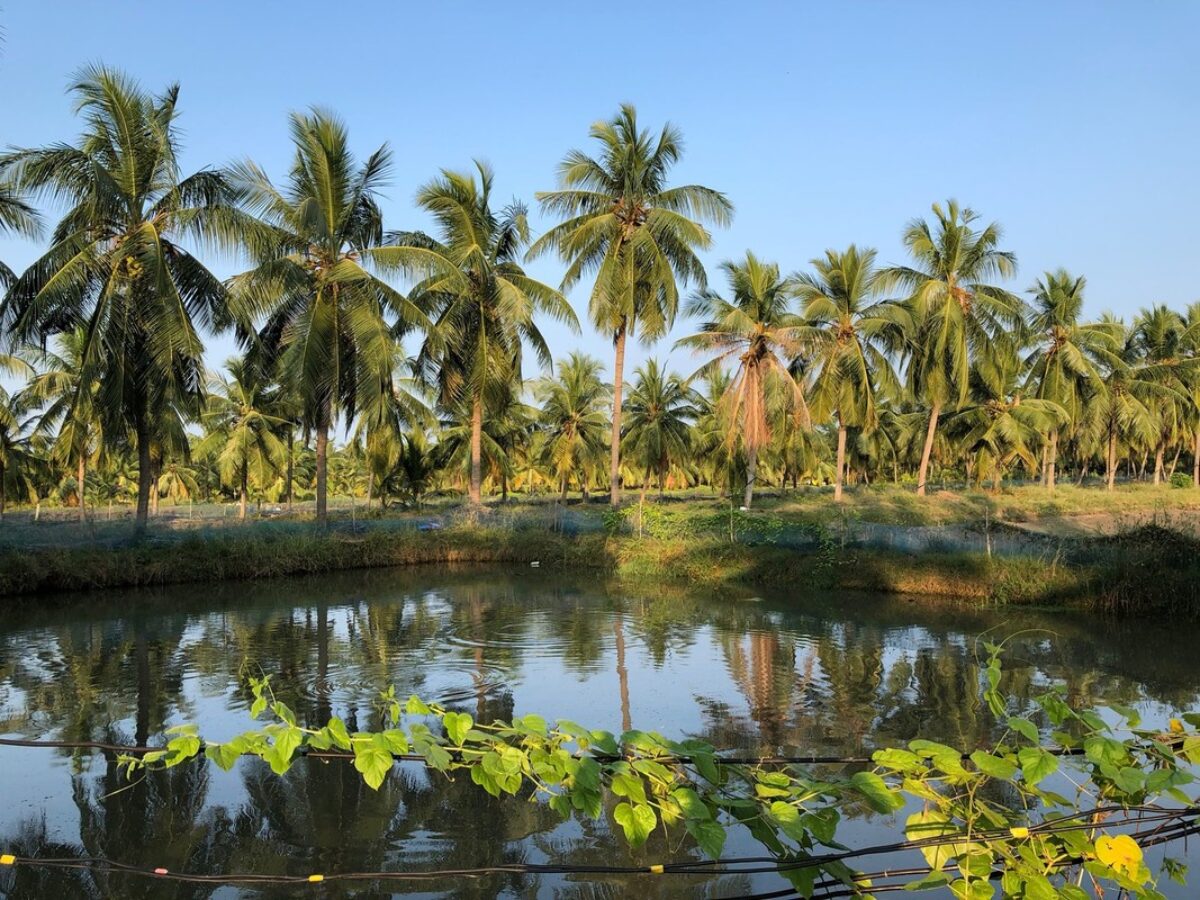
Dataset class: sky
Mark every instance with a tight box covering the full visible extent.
[1,0,1198,384]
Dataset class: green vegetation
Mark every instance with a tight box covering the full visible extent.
[1,67,1198,533]
[119,647,1200,898]
[1,506,1197,620]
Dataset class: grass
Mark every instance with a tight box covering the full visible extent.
[1,507,1197,618]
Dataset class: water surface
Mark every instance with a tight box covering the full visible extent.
[0,567,1197,897]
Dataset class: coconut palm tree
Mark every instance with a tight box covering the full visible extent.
[0,383,39,517]
[530,105,732,506]
[1183,302,1200,487]
[676,252,808,508]
[0,66,246,532]
[1084,316,1158,490]
[1023,270,1121,492]
[0,181,40,286]
[195,356,288,519]
[23,327,102,521]
[535,352,610,500]
[886,201,1023,495]
[1130,304,1194,484]
[225,110,429,524]
[352,349,432,509]
[400,162,577,505]
[791,245,905,501]
[945,352,1068,492]
[622,358,698,496]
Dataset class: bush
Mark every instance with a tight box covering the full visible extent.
[1169,471,1192,489]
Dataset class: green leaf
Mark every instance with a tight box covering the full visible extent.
[612,802,656,847]
[271,701,297,727]
[327,717,352,750]
[381,729,410,754]
[873,748,925,773]
[850,771,904,813]
[1007,717,1040,743]
[1017,747,1058,785]
[443,711,473,746]
[264,726,302,776]
[685,817,726,859]
[970,750,1017,780]
[353,735,394,790]
[516,713,547,736]
[406,695,431,715]
[205,741,243,771]
[906,810,955,870]
[671,786,710,820]
[611,772,647,805]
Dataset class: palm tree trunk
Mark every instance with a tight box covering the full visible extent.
[286,427,294,511]
[834,416,847,502]
[1194,428,1200,488]
[0,463,5,518]
[609,322,627,507]
[743,445,758,509]
[1168,443,1181,479]
[916,403,941,497]
[239,466,248,520]
[614,613,631,734]
[366,472,373,510]
[135,628,151,748]
[1153,443,1165,485]
[315,417,329,525]
[134,411,152,533]
[1106,429,1117,491]
[469,394,483,505]
[1046,430,1058,493]
[149,450,160,517]
[560,473,568,502]
[77,455,86,523]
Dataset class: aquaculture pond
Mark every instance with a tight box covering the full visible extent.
[0,567,1197,898]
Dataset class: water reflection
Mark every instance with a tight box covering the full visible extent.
[1,568,1198,897]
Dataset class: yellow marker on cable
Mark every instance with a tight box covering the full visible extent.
[0,854,15,866]
[1009,826,1030,839]
[648,864,664,874]
[308,874,325,883]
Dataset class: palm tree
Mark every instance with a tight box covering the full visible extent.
[352,349,432,509]
[676,252,808,508]
[944,353,1067,492]
[530,104,732,506]
[0,66,245,532]
[1023,270,1121,492]
[1130,304,1193,484]
[24,328,102,521]
[535,352,610,500]
[792,245,904,501]
[622,358,698,496]
[1183,302,1200,487]
[887,200,1023,495]
[225,110,429,524]
[400,162,577,505]
[195,356,287,519]
[0,384,39,517]
[1084,315,1158,491]
[0,181,40,286]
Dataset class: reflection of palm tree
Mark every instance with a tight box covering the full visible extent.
[614,611,632,734]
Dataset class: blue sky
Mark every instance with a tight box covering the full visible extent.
[2,0,1198,382]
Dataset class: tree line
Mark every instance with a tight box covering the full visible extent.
[1,66,1198,529]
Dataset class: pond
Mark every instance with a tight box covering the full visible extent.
[0,567,1197,898]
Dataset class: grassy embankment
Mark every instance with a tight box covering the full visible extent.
[0,491,1196,616]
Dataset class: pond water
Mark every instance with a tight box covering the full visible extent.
[0,567,1197,898]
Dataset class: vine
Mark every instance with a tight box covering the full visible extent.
[119,643,1200,898]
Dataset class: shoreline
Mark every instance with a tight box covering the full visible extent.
[1,523,1195,616]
